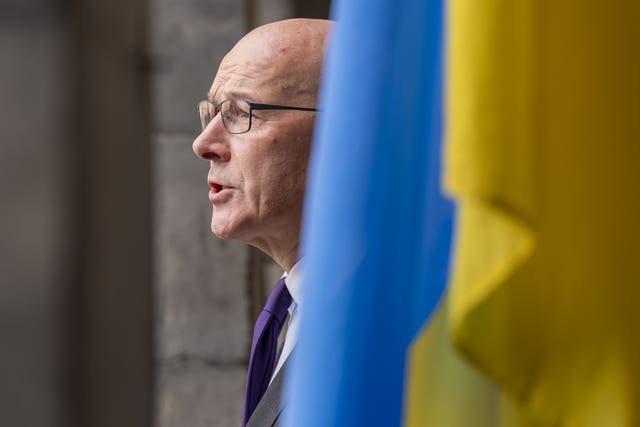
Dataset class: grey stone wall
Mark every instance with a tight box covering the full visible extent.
[151,1,252,426]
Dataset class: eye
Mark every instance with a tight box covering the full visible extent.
[235,100,251,118]
[222,99,250,121]
[213,104,220,117]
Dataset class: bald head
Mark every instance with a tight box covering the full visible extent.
[209,18,331,107]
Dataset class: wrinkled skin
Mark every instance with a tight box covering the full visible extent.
[192,19,331,271]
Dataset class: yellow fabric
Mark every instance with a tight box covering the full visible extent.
[404,302,494,427]
[405,301,539,427]
[444,0,640,425]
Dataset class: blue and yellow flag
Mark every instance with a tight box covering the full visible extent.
[286,0,640,425]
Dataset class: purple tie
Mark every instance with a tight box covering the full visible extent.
[242,277,292,425]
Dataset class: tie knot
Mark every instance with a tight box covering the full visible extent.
[263,277,292,324]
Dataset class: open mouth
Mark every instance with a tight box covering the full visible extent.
[208,178,233,203]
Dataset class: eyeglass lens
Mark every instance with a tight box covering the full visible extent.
[198,99,252,134]
[198,101,216,130]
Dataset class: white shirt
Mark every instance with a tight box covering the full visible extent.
[269,259,303,384]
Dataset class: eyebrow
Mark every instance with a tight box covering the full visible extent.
[207,89,257,104]
[207,89,268,103]
[206,91,219,103]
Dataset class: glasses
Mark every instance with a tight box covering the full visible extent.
[198,98,320,134]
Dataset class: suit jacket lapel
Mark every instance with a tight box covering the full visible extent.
[246,353,293,427]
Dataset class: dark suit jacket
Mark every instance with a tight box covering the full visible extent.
[245,355,292,427]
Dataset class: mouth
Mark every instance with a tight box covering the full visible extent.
[208,180,232,192]
[208,180,234,203]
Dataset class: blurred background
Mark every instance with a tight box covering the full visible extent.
[0,0,329,426]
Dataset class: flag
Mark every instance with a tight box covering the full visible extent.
[444,0,640,425]
[283,0,454,425]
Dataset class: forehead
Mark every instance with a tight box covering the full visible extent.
[207,45,290,104]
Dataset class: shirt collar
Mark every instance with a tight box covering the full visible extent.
[283,258,303,309]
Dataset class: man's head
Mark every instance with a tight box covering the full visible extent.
[192,18,331,270]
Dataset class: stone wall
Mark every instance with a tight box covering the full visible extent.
[152,1,255,426]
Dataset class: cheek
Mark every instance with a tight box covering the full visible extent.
[240,126,311,200]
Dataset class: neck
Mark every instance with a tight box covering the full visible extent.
[274,245,299,272]
[250,237,300,272]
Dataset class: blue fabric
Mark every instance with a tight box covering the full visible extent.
[283,0,452,425]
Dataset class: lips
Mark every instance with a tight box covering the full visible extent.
[208,180,234,204]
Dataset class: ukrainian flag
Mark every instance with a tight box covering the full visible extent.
[286,0,640,425]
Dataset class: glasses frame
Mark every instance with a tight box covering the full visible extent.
[198,98,320,134]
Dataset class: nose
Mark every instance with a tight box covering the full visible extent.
[192,115,231,162]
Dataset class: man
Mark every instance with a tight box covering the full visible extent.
[192,18,331,427]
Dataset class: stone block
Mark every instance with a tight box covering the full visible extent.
[154,133,250,362]
[150,0,246,132]
[157,363,246,427]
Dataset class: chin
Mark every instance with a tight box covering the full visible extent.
[211,215,261,245]
[210,215,250,241]
[210,209,241,240]
[210,222,235,240]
